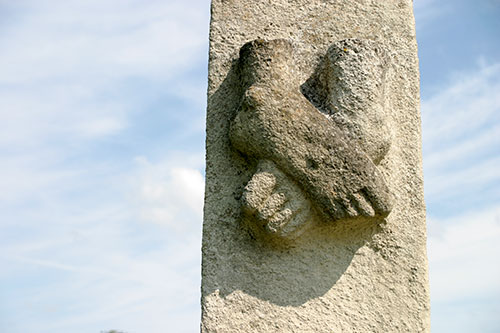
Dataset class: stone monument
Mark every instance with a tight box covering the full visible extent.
[202,1,430,331]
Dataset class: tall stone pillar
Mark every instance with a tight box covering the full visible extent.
[202,1,430,331]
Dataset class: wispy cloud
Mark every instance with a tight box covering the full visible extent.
[1,153,205,333]
[0,0,209,148]
[0,0,209,332]
[0,0,208,84]
[413,0,449,31]
[422,60,500,331]
[422,61,500,214]
[427,205,500,332]
[428,206,500,301]
[132,155,205,230]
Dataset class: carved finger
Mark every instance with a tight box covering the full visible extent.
[361,184,392,217]
[264,195,314,238]
[329,199,347,220]
[241,171,276,213]
[257,192,287,221]
[351,192,375,217]
[279,206,313,238]
[339,195,358,218]
[266,208,293,233]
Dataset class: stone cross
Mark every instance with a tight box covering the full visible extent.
[202,1,430,331]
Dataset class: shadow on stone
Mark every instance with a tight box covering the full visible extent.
[217,214,383,307]
[203,44,385,307]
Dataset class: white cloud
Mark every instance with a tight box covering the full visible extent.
[422,62,500,149]
[0,0,209,84]
[422,60,500,331]
[423,123,500,172]
[0,0,210,220]
[428,206,500,302]
[413,0,449,30]
[0,1,209,332]
[422,61,500,208]
[1,153,205,333]
[132,155,205,230]
[77,116,126,138]
[0,0,209,149]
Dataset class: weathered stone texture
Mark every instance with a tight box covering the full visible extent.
[202,0,430,331]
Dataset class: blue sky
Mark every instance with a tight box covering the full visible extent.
[0,0,498,332]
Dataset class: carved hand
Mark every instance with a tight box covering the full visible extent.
[241,159,314,239]
[230,39,393,226]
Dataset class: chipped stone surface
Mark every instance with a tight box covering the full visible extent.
[202,0,430,331]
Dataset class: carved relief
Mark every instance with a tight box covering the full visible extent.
[229,39,393,242]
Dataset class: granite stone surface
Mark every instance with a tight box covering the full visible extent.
[202,1,430,331]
